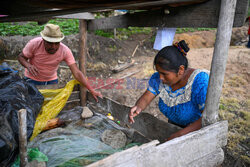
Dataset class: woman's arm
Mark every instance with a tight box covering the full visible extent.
[129,90,156,124]
[167,117,202,141]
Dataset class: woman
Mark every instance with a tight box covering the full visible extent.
[128,40,209,141]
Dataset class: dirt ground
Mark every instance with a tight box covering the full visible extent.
[1,25,249,166]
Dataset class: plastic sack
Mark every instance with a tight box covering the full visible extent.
[0,62,18,75]
[153,28,176,50]
[0,71,44,167]
[12,148,48,167]
[30,80,79,141]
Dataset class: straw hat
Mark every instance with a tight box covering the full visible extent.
[40,24,64,42]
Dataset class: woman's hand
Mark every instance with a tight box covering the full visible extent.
[90,89,103,102]
[128,106,142,124]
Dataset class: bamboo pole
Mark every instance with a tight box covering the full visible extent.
[18,109,28,167]
[202,0,237,126]
[79,19,87,106]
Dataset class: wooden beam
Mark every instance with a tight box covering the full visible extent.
[79,19,88,106]
[88,0,248,30]
[233,0,249,26]
[18,109,28,167]
[0,0,207,22]
[54,12,95,20]
[202,0,237,126]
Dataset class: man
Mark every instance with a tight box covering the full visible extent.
[18,23,102,101]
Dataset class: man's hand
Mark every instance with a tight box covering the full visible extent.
[128,106,142,124]
[27,64,39,76]
[90,89,103,102]
[18,53,39,76]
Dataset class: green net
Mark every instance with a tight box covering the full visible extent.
[28,112,142,167]
[12,148,48,167]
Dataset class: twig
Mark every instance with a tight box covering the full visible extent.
[131,39,146,58]
[3,59,19,63]
[95,70,140,90]
[86,48,93,61]
[131,45,139,57]
[111,59,135,73]
[18,109,28,167]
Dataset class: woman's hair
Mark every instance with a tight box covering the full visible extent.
[153,40,190,73]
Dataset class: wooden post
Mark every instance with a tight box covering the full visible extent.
[79,19,87,106]
[18,109,28,167]
[202,0,237,126]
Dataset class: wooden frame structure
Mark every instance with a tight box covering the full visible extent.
[2,0,248,166]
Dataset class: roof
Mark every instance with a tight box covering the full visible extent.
[0,0,248,28]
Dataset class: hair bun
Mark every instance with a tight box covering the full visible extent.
[173,40,190,56]
[179,40,189,53]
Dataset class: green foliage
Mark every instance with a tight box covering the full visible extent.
[94,30,114,38]
[94,27,152,39]
[0,19,79,36]
[49,19,79,35]
[219,96,249,163]
[176,28,215,34]
[116,27,152,39]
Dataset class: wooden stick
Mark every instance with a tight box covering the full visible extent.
[18,109,28,167]
[131,39,145,58]
[202,0,237,126]
[112,60,135,73]
[131,45,139,57]
[79,19,88,106]
[95,70,140,90]
[3,59,19,63]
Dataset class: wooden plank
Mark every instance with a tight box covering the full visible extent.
[36,84,79,91]
[54,12,94,20]
[187,148,224,167]
[111,60,135,73]
[18,109,28,167]
[87,121,228,167]
[63,99,80,110]
[88,140,160,167]
[88,0,248,30]
[202,0,237,126]
[36,84,65,90]
[94,70,140,90]
[0,0,207,22]
[233,0,249,27]
[79,19,88,106]
[68,91,80,101]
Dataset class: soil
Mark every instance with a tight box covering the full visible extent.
[1,24,249,166]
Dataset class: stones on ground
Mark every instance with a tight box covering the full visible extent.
[81,107,93,119]
[101,129,127,149]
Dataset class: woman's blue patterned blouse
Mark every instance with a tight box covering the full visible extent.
[147,69,209,127]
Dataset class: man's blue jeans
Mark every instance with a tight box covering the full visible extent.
[24,77,58,85]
